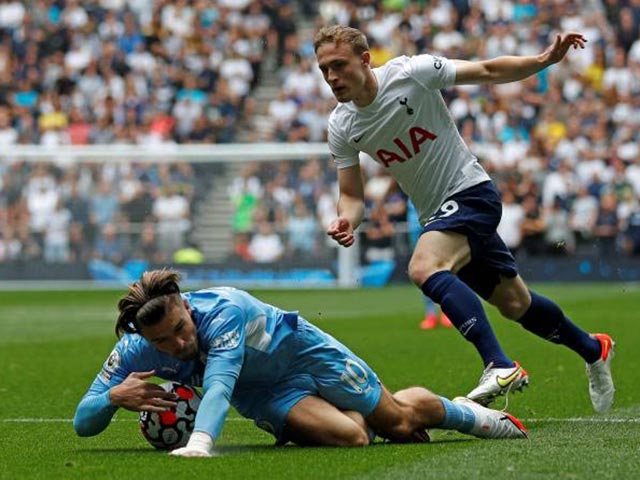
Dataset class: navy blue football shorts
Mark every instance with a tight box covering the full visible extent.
[420,180,518,300]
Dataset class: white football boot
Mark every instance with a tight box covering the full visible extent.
[452,396,528,439]
[466,361,529,406]
[586,333,615,413]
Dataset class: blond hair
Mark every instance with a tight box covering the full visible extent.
[314,25,369,55]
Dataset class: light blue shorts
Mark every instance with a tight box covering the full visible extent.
[231,318,382,441]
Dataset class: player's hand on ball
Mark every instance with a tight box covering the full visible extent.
[110,370,178,412]
[327,217,355,247]
[168,446,212,458]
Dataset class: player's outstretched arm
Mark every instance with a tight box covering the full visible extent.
[454,32,587,85]
[171,311,246,458]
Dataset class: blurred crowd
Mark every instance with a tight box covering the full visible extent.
[1,0,640,267]
[0,159,208,264]
[0,0,299,264]
[234,0,640,264]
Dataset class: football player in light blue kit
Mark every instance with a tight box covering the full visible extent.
[74,269,527,457]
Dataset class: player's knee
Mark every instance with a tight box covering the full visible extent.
[350,429,372,447]
[408,258,446,286]
[498,294,531,320]
[334,426,370,447]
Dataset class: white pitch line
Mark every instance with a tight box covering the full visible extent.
[3,417,640,424]
[523,417,640,424]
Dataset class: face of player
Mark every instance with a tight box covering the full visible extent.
[316,41,374,106]
[142,298,199,361]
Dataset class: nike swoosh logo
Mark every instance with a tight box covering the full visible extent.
[496,367,523,388]
[461,324,474,336]
[352,134,365,143]
[460,317,476,336]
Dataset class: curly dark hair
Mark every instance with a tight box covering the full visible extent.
[115,269,183,337]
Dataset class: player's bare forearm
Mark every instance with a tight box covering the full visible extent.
[337,194,365,230]
[455,32,586,85]
[335,164,365,228]
[329,164,365,247]
[468,55,549,84]
[327,196,364,248]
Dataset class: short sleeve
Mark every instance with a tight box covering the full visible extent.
[199,306,245,354]
[408,54,456,90]
[328,114,359,169]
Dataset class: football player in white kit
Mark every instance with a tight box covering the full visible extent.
[315,25,615,411]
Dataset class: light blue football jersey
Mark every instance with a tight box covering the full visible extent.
[74,287,300,440]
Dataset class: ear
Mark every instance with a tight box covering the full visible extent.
[361,51,371,66]
[183,298,192,314]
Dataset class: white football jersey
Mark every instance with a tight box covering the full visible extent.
[328,54,490,224]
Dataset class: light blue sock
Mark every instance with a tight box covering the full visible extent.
[436,397,476,434]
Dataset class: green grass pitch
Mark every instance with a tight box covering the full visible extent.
[1,284,639,479]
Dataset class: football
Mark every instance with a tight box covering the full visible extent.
[139,382,202,450]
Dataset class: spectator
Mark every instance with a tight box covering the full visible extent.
[286,199,319,259]
[544,198,575,255]
[152,184,191,256]
[570,186,599,249]
[248,221,284,264]
[0,226,21,261]
[26,181,59,248]
[43,198,72,263]
[519,194,547,257]
[68,222,90,263]
[0,106,18,146]
[497,189,525,255]
[627,156,640,197]
[231,232,253,263]
[363,202,396,264]
[622,207,640,256]
[89,180,119,227]
[93,222,124,265]
[593,192,620,257]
